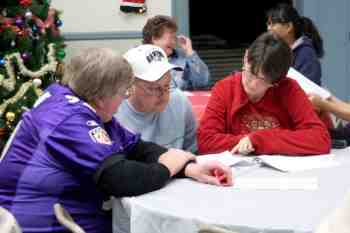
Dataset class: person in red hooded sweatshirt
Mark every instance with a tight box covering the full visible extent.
[197,32,330,156]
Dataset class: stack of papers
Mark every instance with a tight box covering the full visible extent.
[196,151,339,172]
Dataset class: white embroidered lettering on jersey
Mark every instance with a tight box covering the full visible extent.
[33,91,51,108]
[89,127,112,145]
[86,120,99,127]
[65,95,80,104]
[83,103,97,113]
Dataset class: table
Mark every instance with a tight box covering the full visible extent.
[112,148,350,233]
[184,91,211,120]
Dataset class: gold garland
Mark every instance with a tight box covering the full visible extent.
[0,43,57,91]
[0,44,57,117]
[0,81,36,116]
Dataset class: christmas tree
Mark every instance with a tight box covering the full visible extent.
[0,0,65,151]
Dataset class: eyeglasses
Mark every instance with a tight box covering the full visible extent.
[136,82,176,97]
[242,68,274,86]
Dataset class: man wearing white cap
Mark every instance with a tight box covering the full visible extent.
[115,44,197,152]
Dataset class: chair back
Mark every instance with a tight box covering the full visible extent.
[54,203,86,233]
[0,207,22,233]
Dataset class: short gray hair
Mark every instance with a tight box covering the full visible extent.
[62,48,133,102]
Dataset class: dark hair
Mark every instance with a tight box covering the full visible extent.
[142,15,178,44]
[247,32,292,83]
[267,3,324,58]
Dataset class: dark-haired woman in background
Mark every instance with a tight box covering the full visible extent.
[267,3,324,86]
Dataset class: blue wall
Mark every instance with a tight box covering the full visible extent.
[171,0,190,37]
[300,0,350,100]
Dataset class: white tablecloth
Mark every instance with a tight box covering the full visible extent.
[113,148,350,233]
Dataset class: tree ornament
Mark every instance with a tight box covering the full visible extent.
[20,0,32,7]
[0,59,5,66]
[25,10,33,20]
[57,49,66,60]
[15,17,24,28]
[120,0,147,14]
[5,112,16,122]
[32,24,38,32]
[55,19,63,27]
[21,52,30,61]
[10,40,16,47]
[33,78,42,87]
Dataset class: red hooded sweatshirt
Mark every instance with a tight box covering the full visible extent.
[197,72,331,155]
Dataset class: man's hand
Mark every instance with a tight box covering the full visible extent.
[231,136,254,155]
[177,35,194,56]
[185,161,233,186]
[158,149,195,177]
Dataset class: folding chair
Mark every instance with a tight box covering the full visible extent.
[54,203,86,233]
[198,224,239,233]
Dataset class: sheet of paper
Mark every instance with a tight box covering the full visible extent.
[234,177,318,190]
[196,151,249,166]
[287,67,331,99]
[258,154,340,172]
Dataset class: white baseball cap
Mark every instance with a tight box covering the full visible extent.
[123,44,181,82]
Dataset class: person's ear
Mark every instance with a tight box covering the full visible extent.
[286,22,294,34]
[151,36,159,44]
[93,98,105,111]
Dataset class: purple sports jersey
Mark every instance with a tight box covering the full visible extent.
[0,84,139,233]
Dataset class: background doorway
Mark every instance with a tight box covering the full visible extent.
[189,0,293,86]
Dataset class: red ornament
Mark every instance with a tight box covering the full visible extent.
[19,0,32,7]
[3,19,13,28]
[11,26,21,33]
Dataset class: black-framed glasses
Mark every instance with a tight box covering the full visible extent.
[136,81,177,97]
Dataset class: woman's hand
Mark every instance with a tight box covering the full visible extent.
[158,149,195,177]
[177,35,194,56]
[185,161,233,186]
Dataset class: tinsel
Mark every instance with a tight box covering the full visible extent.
[0,43,57,92]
